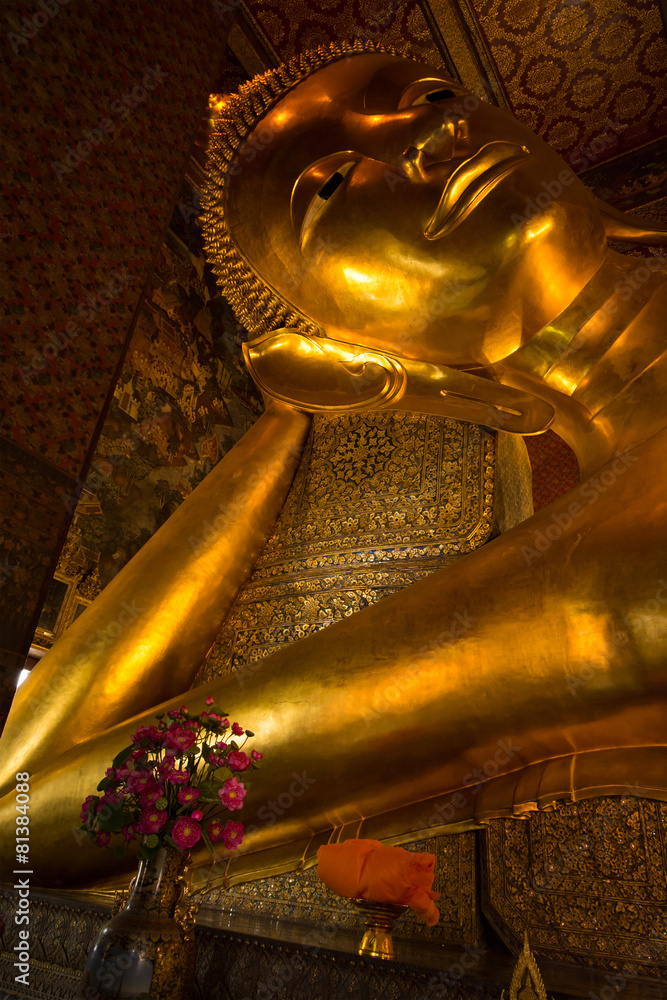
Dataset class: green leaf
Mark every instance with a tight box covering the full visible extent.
[155,713,165,720]
[201,827,216,856]
[96,777,112,792]
[245,730,255,738]
[112,745,134,768]
[199,780,223,799]
[114,844,127,860]
[138,842,159,861]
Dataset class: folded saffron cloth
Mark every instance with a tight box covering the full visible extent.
[317,839,441,926]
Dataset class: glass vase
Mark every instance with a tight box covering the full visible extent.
[79,845,196,1000]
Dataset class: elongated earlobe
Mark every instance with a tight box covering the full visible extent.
[243,331,554,435]
[596,196,667,247]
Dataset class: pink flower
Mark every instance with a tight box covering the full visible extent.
[139,779,163,807]
[251,750,263,761]
[137,808,168,834]
[231,722,244,736]
[208,819,224,842]
[121,824,135,843]
[96,831,110,847]
[228,750,251,772]
[223,821,244,850]
[172,817,202,849]
[96,792,120,812]
[214,741,228,751]
[125,769,153,794]
[131,749,148,761]
[205,696,214,705]
[219,776,247,811]
[177,786,201,805]
[164,725,197,754]
[131,725,162,746]
[105,767,116,780]
[165,769,190,785]
[202,710,225,724]
[80,795,97,821]
[191,809,203,821]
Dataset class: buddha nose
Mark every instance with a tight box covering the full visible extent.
[398,115,469,182]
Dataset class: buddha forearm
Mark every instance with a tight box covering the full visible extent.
[0,403,310,797]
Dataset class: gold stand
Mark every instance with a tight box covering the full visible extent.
[351,899,407,960]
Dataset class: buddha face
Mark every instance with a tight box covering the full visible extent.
[225,53,607,368]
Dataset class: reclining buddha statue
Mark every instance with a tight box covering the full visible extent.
[0,41,665,889]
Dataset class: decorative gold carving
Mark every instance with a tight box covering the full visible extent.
[483,797,667,985]
[502,932,551,1000]
[198,412,495,682]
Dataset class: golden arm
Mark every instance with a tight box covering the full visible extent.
[0,403,310,797]
[2,428,664,888]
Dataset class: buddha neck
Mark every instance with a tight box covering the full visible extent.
[489,247,667,477]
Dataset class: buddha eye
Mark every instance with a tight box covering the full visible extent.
[411,88,458,106]
[299,160,357,247]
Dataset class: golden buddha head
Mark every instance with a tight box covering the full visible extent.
[203,42,608,370]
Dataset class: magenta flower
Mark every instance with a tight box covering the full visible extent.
[96,831,110,847]
[208,819,224,842]
[131,725,162,746]
[125,769,153,794]
[96,792,120,812]
[223,821,244,850]
[172,817,202,849]
[191,809,203,821]
[164,725,197,754]
[251,750,263,761]
[205,696,214,706]
[214,741,228,751]
[165,769,190,785]
[228,750,251,772]
[80,795,97,821]
[137,808,168,834]
[105,767,116,780]
[139,779,163,807]
[219,776,247,811]
[121,824,135,843]
[177,786,201,805]
[231,722,244,736]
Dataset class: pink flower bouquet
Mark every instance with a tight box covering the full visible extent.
[79,698,262,862]
[317,839,441,926]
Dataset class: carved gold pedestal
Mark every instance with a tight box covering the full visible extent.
[351,899,408,960]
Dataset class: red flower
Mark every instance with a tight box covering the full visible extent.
[228,750,251,772]
[164,725,197,753]
[207,819,224,843]
[137,808,168,834]
[172,817,201,849]
[139,779,163,807]
[121,824,135,843]
[96,831,110,847]
[177,786,201,805]
[251,750,263,761]
[214,741,228,751]
[165,769,190,785]
[131,725,162,746]
[223,821,244,850]
[205,696,214,706]
[80,795,97,822]
[231,722,244,736]
[191,809,203,821]
[218,776,247,811]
